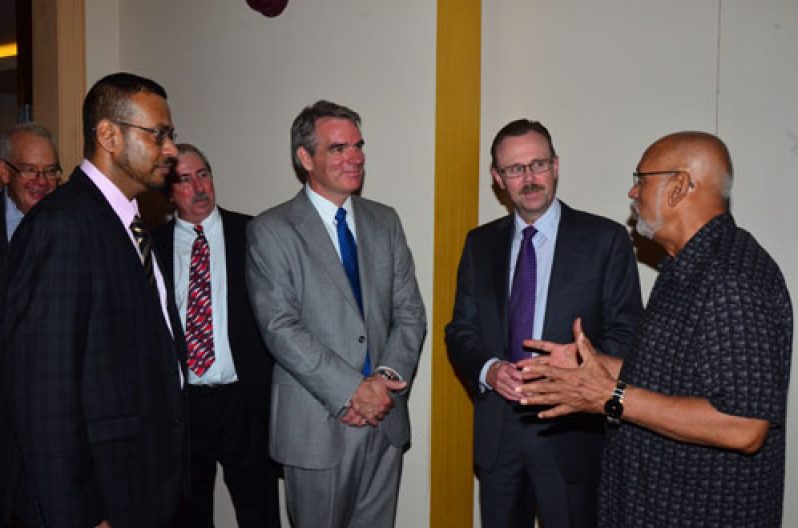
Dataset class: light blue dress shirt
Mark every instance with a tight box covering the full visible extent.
[480,199,562,389]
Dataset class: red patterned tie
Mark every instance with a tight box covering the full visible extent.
[186,225,215,376]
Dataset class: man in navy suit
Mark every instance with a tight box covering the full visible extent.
[446,119,643,528]
[0,122,60,528]
[3,72,187,528]
[153,143,281,527]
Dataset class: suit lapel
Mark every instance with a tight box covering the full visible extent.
[491,215,514,350]
[352,197,375,321]
[0,190,8,256]
[290,191,362,316]
[542,203,577,340]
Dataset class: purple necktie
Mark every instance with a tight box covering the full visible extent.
[508,226,537,362]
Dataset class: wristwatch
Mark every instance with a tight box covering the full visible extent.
[604,379,627,425]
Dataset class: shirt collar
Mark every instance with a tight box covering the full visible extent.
[175,205,221,234]
[4,187,25,240]
[514,198,561,241]
[305,185,354,224]
[80,159,140,228]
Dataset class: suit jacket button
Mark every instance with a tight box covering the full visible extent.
[358,336,366,343]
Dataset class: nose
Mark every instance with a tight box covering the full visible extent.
[162,137,178,158]
[346,147,365,165]
[191,177,204,193]
[628,184,639,200]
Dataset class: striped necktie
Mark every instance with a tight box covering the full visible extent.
[185,225,215,376]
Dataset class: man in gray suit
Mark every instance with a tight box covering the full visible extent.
[246,100,426,528]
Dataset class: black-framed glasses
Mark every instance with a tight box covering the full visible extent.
[1,159,62,181]
[498,158,554,179]
[632,169,688,187]
[113,120,177,146]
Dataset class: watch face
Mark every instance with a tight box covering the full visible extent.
[604,398,623,419]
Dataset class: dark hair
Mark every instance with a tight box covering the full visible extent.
[82,72,168,158]
[490,119,556,169]
[290,100,361,182]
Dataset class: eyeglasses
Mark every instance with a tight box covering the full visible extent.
[498,158,554,179]
[632,169,688,187]
[1,159,62,181]
[113,120,177,146]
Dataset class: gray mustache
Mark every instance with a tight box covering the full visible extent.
[192,192,210,204]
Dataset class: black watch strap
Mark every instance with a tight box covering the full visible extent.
[604,379,627,425]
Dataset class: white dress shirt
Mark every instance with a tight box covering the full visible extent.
[174,206,238,385]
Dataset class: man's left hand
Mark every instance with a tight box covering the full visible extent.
[516,318,616,418]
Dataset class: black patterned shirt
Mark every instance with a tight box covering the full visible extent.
[599,213,792,527]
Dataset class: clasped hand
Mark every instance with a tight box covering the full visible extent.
[340,375,407,427]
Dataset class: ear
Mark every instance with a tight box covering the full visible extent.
[667,171,691,207]
[297,146,314,173]
[491,167,506,190]
[95,119,120,154]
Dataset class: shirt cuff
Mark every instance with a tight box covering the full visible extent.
[375,366,403,382]
[479,358,501,393]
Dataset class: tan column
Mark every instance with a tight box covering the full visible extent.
[431,1,481,527]
[32,0,85,174]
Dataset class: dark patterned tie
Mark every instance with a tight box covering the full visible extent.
[335,208,372,376]
[129,215,157,296]
[185,225,215,376]
[508,226,537,362]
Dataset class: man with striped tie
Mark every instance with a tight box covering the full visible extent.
[2,72,188,527]
[154,143,281,527]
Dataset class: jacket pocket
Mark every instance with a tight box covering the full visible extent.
[87,415,142,444]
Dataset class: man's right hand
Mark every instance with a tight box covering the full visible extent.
[349,376,406,426]
[486,360,524,402]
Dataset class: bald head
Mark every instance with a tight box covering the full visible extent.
[641,131,733,204]
[632,131,734,255]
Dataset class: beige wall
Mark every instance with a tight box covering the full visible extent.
[86,0,435,526]
[86,0,798,526]
[482,1,798,526]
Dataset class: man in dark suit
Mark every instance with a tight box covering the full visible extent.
[246,100,426,528]
[2,72,187,528]
[446,119,643,528]
[153,143,281,528]
[0,122,60,528]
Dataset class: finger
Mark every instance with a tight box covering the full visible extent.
[537,404,575,419]
[384,379,408,391]
[522,338,559,353]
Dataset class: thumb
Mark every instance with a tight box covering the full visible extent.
[385,379,408,391]
[573,317,596,361]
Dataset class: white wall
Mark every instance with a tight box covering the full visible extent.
[86,1,436,527]
[482,1,798,526]
[86,0,798,526]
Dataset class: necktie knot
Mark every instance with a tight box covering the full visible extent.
[335,207,347,225]
[522,225,537,243]
[194,224,204,236]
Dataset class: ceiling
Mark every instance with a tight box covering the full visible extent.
[0,0,16,77]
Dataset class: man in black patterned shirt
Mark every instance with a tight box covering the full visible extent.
[517,131,792,527]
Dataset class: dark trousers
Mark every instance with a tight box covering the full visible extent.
[187,383,281,528]
[477,411,599,528]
